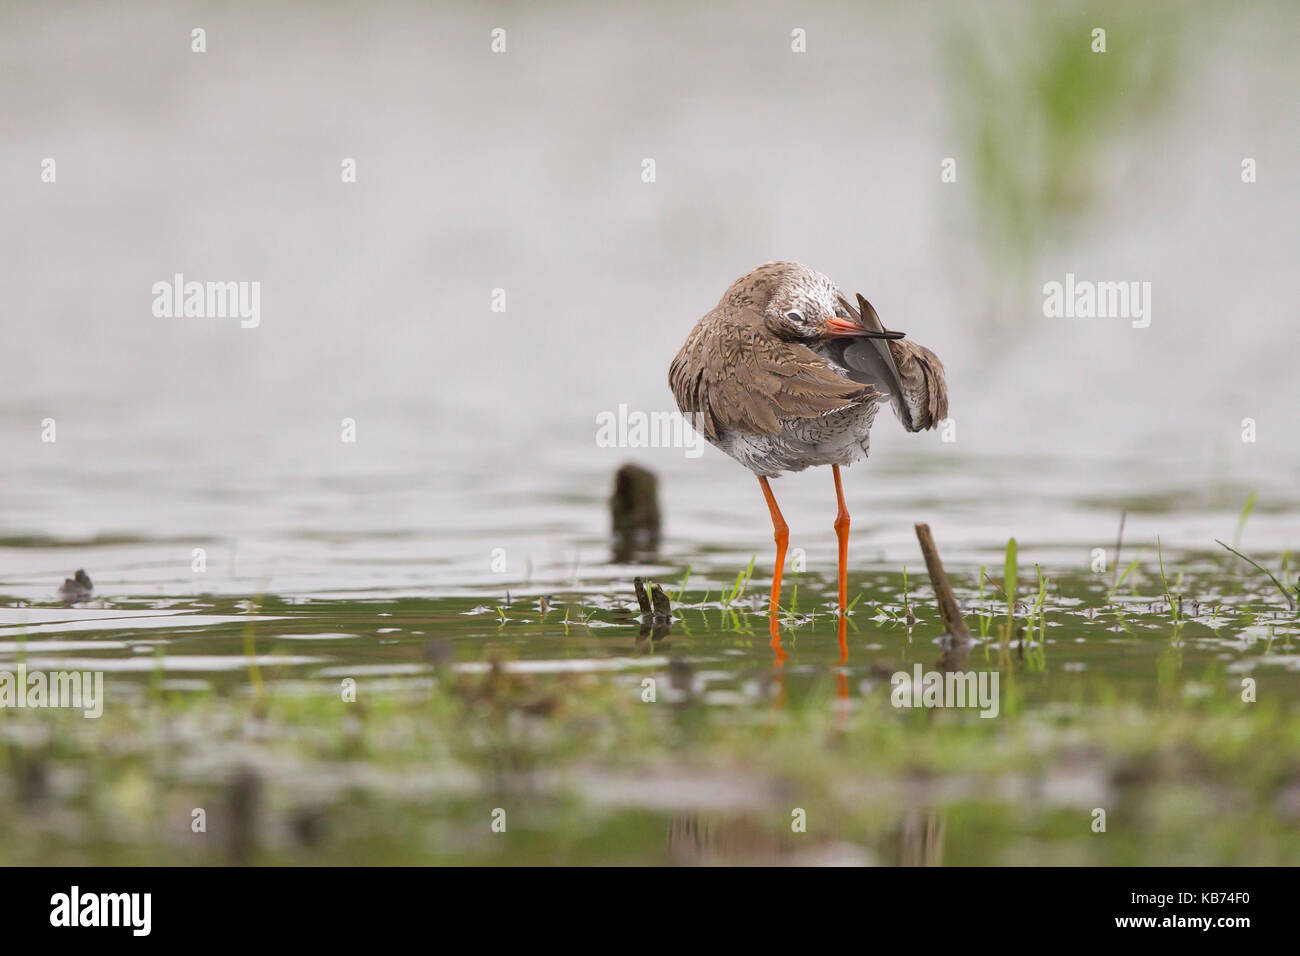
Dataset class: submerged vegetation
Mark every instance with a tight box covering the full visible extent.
[1,529,1297,865]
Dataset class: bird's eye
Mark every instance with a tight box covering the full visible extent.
[786,310,804,324]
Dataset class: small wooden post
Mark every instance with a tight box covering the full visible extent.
[632,577,652,616]
[914,523,971,641]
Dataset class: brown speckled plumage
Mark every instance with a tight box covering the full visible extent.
[669,262,948,478]
[668,307,874,441]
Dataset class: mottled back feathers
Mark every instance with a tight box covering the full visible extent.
[669,304,877,440]
[669,262,948,475]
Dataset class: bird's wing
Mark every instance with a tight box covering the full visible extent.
[830,293,947,433]
[670,307,876,440]
[885,339,948,431]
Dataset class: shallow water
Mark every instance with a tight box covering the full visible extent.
[2,546,1298,864]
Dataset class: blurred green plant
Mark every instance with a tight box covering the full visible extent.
[946,4,1185,287]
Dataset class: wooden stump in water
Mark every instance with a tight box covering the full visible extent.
[914,523,971,643]
[632,576,672,642]
[611,463,661,562]
[58,568,93,604]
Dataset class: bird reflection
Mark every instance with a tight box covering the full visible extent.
[767,610,788,717]
[836,612,850,713]
[769,607,788,661]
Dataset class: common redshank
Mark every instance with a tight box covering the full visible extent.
[669,261,948,643]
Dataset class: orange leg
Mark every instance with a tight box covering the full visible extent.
[832,464,850,614]
[758,476,789,648]
[831,471,852,720]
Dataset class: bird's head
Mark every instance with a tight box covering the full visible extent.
[757,264,905,346]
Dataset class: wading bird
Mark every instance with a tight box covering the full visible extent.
[669,262,948,643]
